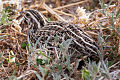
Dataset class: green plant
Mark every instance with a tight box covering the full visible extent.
[0,7,12,26]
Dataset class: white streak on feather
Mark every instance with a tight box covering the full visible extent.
[26,11,41,28]
[66,27,97,49]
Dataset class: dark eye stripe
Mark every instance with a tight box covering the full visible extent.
[27,10,44,23]
[27,10,39,21]
[26,10,46,27]
[32,10,46,26]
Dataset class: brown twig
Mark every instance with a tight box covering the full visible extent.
[40,0,88,19]
[11,27,27,36]
[86,31,98,36]
[0,33,10,35]
[39,0,45,8]
[42,3,67,22]
[41,9,74,17]
[54,0,88,10]
[38,0,67,22]
[54,9,74,17]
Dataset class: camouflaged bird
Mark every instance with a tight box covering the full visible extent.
[22,9,100,61]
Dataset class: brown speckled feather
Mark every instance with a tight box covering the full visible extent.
[23,9,99,59]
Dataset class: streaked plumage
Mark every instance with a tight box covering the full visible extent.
[23,9,99,60]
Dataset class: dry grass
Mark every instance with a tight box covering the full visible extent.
[0,0,120,80]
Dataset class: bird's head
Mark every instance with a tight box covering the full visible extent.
[22,9,46,29]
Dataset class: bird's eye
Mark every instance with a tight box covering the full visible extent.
[25,13,31,18]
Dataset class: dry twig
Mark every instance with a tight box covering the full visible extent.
[54,0,88,10]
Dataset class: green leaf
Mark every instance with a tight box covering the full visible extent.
[82,69,90,80]
[55,64,62,70]
[117,54,120,60]
[54,35,58,44]
[99,24,105,28]
[38,65,48,78]
[36,59,45,65]
[10,50,15,56]
[111,13,114,27]
[100,0,106,9]
[107,0,113,8]
[0,52,3,58]
[48,18,51,21]
[45,36,50,48]
[27,35,33,51]
[35,73,42,80]
[88,26,91,30]
[34,36,43,48]
[112,46,117,51]
[5,6,10,11]
[0,9,9,25]
[12,70,16,76]
[98,32,101,44]
[0,62,2,67]
[116,9,120,18]
[9,56,15,63]
[21,42,27,48]
[59,44,63,52]
[99,10,106,15]
[103,35,109,40]
[118,21,120,32]
[39,50,51,59]
[16,62,20,66]
[108,61,114,68]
